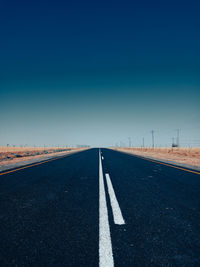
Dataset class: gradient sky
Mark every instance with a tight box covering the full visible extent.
[0,0,200,147]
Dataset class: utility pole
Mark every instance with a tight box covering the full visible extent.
[142,137,145,148]
[176,129,180,147]
[128,137,131,148]
[151,130,155,148]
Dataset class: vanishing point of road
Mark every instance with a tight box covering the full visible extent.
[0,148,200,266]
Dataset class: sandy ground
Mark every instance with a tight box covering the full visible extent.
[0,147,88,172]
[0,146,72,159]
[112,147,200,171]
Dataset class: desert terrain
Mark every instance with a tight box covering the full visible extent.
[113,147,200,169]
[0,146,88,172]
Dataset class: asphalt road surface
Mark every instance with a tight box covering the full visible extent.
[0,148,200,266]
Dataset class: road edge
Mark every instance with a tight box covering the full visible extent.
[0,149,89,173]
[110,149,200,172]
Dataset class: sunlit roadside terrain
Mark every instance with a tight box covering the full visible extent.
[113,147,200,168]
[0,146,87,167]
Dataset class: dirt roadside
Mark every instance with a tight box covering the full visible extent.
[112,148,200,171]
[0,148,88,173]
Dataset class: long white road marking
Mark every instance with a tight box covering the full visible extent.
[105,173,125,225]
[99,150,114,267]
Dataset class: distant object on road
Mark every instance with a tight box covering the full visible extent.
[172,143,178,148]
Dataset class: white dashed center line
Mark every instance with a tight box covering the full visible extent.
[99,150,114,267]
[105,173,125,225]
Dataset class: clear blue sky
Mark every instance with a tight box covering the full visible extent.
[0,0,200,147]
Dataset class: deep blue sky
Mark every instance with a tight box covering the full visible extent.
[0,0,200,147]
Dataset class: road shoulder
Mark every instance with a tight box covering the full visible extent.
[111,149,200,172]
[0,149,88,173]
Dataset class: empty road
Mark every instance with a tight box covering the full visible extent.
[0,148,200,266]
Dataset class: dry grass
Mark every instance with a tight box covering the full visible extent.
[113,147,200,167]
[0,146,86,163]
[0,146,70,153]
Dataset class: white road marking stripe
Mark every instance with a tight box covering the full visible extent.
[99,150,114,267]
[105,173,125,225]
[102,156,104,160]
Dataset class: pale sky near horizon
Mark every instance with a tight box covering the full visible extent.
[0,0,200,147]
